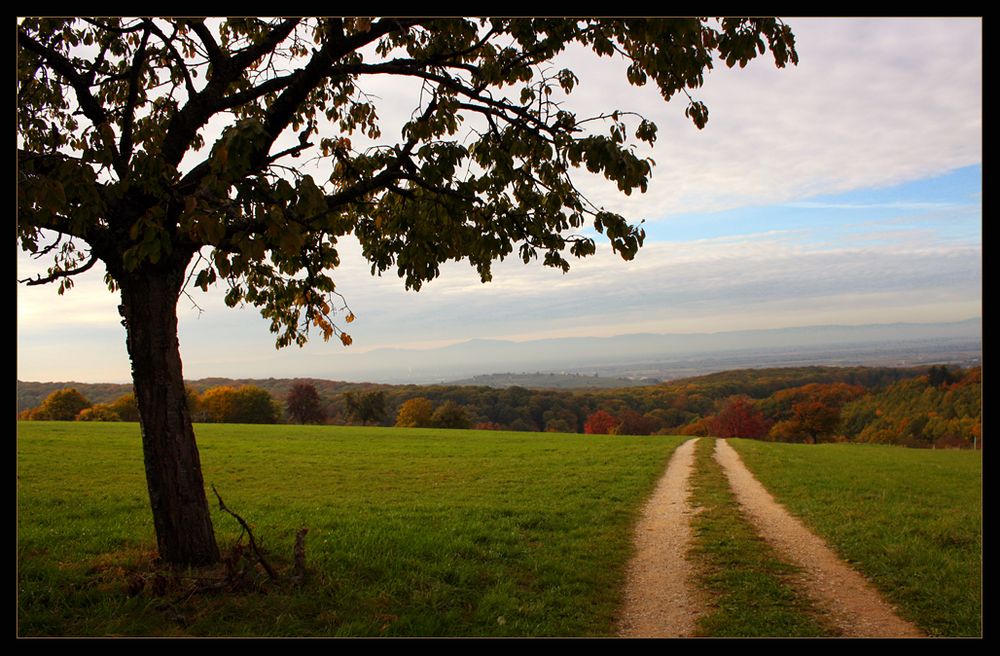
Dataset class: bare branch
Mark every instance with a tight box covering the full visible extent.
[211,485,278,581]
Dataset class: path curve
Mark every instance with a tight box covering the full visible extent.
[618,438,704,637]
[714,438,924,638]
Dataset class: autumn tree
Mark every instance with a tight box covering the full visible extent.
[199,384,278,423]
[611,409,655,435]
[108,392,141,422]
[77,404,122,421]
[17,17,797,564]
[584,410,618,435]
[395,396,435,428]
[27,387,92,420]
[708,395,770,438]
[286,382,326,424]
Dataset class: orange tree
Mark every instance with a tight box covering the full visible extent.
[17,18,797,564]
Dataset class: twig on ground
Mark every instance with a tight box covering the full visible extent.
[211,484,279,581]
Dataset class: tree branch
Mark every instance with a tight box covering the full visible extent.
[211,485,278,581]
[17,29,123,175]
[143,19,198,97]
[118,26,151,166]
[159,18,301,168]
[18,252,98,286]
[184,19,226,68]
[231,18,301,69]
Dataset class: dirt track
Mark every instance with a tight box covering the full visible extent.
[617,438,703,637]
[713,438,923,638]
[617,437,924,638]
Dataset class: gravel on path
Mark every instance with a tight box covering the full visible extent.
[618,438,704,637]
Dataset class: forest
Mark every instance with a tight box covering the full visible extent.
[17,364,981,448]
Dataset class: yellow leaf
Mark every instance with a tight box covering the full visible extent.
[346,312,355,323]
[340,333,353,346]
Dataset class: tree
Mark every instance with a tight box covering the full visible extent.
[344,390,386,426]
[286,382,326,424]
[198,385,239,423]
[17,18,797,564]
[430,400,470,429]
[199,384,278,423]
[108,392,141,422]
[76,404,122,421]
[28,387,92,420]
[927,365,957,388]
[611,408,656,435]
[584,410,618,435]
[395,396,435,428]
[708,395,770,438]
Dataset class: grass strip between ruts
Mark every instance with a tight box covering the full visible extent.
[688,437,839,637]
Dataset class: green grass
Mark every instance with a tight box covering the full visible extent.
[17,421,683,637]
[728,439,982,637]
[688,438,838,637]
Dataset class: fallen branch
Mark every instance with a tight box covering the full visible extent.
[293,527,309,582]
[211,484,278,581]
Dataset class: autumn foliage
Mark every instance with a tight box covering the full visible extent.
[17,364,981,448]
[584,410,619,435]
[707,395,770,438]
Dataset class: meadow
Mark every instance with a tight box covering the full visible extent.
[728,439,982,637]
[17,423,982,637]
[17,421,682,637]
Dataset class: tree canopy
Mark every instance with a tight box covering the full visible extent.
[17,17,798,565]
[18,17,797,346]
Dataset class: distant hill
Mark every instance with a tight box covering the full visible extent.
[302,318,981,383]
[447,372,657,389]
[17,364,936,416]
[17,318,981,411]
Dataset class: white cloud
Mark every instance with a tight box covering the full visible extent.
[553,18,982,220]
[16,19,982,383]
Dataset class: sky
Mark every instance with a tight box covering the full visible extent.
[17,18,982,384]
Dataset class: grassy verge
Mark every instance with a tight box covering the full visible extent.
[17,421,683,637]
[688,438,838,637]
[728,439,982,637]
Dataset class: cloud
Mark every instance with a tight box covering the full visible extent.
[16,19,982,383]
[551,18,981,220]
[785,201,963,211]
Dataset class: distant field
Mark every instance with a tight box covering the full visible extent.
[728,439,982,637]
[17,422,682,637]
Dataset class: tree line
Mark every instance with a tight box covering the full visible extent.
[18,365,981,448]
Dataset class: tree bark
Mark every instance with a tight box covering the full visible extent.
[117,255,220,565]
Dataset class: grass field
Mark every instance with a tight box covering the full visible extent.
[17,421,683,637]
[17,424,982,637]
[728,439,982,637]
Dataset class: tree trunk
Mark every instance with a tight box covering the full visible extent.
[118,256,220,565]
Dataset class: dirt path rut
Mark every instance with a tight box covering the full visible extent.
[618,438,703,637]
[713,438,923,638]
